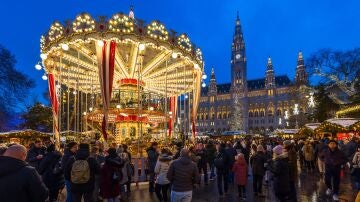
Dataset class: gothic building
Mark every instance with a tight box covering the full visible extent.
[196,13,310,134]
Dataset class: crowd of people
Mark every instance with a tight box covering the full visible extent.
[0,136,359,202]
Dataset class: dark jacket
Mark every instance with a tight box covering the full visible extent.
[286,148,298,182]
[343,141,357,161]
[38,151,65,190]
[225,146,237,168]
[61,149,76,180]
[167,156,200,192]
[320,147,346,167]
[270,154,291,196]
[205,144,216,163]
[250,151,267,176]
[215,148,231,173]
[26,146,46,171]
[0,156,49,202]
[147,147,159,172]
[64,148,100,193]
[99,155,124,199]
[195,148,207,167]
[314,142,327,159]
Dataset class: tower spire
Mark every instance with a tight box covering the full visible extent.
[295,50,307,86]
[129,5,135,19]
[209,67,217,95]
[265,56,275,89]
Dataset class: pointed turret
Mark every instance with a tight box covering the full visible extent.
[295,51,307,86]
[129,5,135,19]
[265,57,275,89]
[209,67,217,95]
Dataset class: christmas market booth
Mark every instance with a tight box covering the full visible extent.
[0,130,52,145]
[297,123,321,138]
[314,118,360,140]
[273,129,300,138]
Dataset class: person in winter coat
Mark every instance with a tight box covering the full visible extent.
[283,140,298,202]
[122,144,133,194]
[99,148,124,202]
[226,142,238,184]
[167,148,200,202]
[26,139,46,171]
[205,141,217,180]
[38,144,65,202]
[64,143,100,202]
[195,143,208,184]
[250,145,267,197]
[303,141,315,172]
[270,145,291,202]
[352,145,360,191]
[62,141,78,202]
[147,142,159,193]
[319,140,346,201]
[215,143,231,196]
[154,148,173,202]
[232,153,248,200]
[0,144,49,202]
[315,139,327,176]
[90,144,105,202]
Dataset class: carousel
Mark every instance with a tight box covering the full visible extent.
[38,9,204,149]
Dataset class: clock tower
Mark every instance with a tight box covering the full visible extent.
[231,11,247,94]
[229,12,248,132]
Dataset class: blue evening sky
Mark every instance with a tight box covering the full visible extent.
[1,0,359,105]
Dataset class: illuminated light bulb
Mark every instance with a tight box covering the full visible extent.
[194,64,199,69]
[61,43,69,51]
[172,52,178,59]
[89,107,93,111]
[116,105,121,109]
[42,74,48,80]
[149,107,154,111]
[35,64,42,70]
[56,84,61,89]
[202,82,206,88]
[169,111,173,115]
[139,43,145,51]
[202,74,207,80]
[83,112,87,116]
[73,91,77,95]
[97,40,104,47]
[185,94,189,99]
[40,53,47,60]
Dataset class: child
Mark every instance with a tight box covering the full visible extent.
[232,153,248,200]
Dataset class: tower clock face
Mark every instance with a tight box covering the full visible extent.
[235,54,241,60]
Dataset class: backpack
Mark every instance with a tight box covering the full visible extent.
[214,153,225,169]
[71,158,90,184]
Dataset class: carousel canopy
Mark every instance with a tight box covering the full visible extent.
[39,12,204,97]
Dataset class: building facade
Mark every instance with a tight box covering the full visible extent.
[196,14,310,135]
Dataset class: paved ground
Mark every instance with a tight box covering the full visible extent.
[128,170,357,202]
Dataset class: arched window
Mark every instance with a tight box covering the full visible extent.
[255,111,259,117]
[249,111,253,117]
[276,109,281,116]
[260,111,265,117]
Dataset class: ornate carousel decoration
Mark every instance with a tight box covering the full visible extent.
[38,9,204,147]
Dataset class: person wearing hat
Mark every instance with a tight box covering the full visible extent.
[146,142,159,193]
[250,145,267,197]
[270,145,291,201]
[319,140,346,201]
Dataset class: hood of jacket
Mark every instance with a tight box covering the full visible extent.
[178,156,192,165]
[0,156,28,177]
[75,148,90,160]
[159,154,172,162]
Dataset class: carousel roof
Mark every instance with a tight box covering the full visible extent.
[39,12,203,98]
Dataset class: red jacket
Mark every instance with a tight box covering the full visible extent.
[99,158,122,198]
[232,159,248,186]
